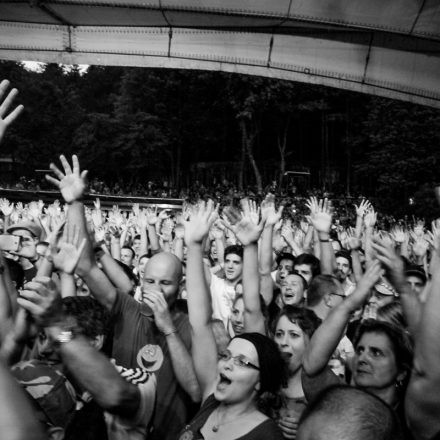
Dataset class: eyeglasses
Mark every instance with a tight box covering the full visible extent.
[217,350,260,370]
[330,292,345,299]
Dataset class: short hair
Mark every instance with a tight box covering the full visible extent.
[224,244,243,260]
[353,320,413,380]
[121,246,135,259]
[298,385,402,440]
[294,253,320,277]
[272,305,321,339]
[133,234,141,241]
[336,250,352,269]
[306,274,341,307]
[287,270,308,290]
[63,297,110,340]
[115,260,139,288]
[276,252,296,267]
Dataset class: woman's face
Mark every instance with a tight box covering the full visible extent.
[353,331,402,392]
[230,297,244,336]
[214,338,260,403]
[138,256,149,280]
[274,315,308,373]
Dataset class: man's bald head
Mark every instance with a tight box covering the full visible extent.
[143,252,183,306]
[297,385,401,440]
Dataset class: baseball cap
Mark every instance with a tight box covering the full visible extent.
[405,265,427,284]
[7,221,42,239]
[374,280,397,296]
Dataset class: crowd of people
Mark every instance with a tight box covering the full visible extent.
[0,78,439,440]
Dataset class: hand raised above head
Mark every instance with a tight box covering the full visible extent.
[46,155,88,204]
[0,79,24,145]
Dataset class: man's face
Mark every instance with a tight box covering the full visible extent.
[368,289,394,308]
[224,253,243,283]
[121,249,134,267]
[335,256,351,281]
[132,239,141,255]
[12,229,37,260]
[142,256,180,306]
[294,264,313,284]
[276,258,294,285]
[281,274,305,306]
[406,275,425,296]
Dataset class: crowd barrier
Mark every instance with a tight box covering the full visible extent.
[0,189,184,211]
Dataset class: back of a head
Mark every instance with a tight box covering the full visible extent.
[307,274,341,307]
[297,385,401,440]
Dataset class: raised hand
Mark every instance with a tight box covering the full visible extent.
[145,206,159,225]
[17,276,63,327]
[0,198,14,217]
[141,289,175,334]
[50,223,86,275]
[364,209,377,228]
[372,238,406,288]
[223,207,265,246]
[349,260,382,309]
[309,198,332,234]
[261,193,283,226]
[390,226,407,244]
[240,198,260,225]
[305,196,319,216]
[182,200,218,245]
[46,155,88,203]
[27,201,43,220]
[0,79,24,145]
[354,199,372,218]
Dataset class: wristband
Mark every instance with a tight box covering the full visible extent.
[319,239,330,242]
[163,328,177,337]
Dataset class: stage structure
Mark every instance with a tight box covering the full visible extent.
[0,1,439,108]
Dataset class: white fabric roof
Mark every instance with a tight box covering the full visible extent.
[1,1,439,107]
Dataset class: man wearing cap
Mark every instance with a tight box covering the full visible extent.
[405,265,427,300]
[7,220,43,282]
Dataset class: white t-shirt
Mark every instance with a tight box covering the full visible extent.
[210,274,236,328]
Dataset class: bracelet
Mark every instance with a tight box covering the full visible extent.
[319,239,330,242]
[163,328,177,337]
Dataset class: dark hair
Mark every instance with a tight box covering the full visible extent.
[286,270,308,290]
[353,320,413,390]
[336,250,353,269]
[138,253,149,262]
[63,297,110,340]
[306,274,341,307]
[133,234,141,241]
[376,301,406,328]
[272,305,321,339]
[234,332,285,396]
[115,260,139,288]
[224,244,243,260]
[299,385,402,440]
[276,252,295,267]
[121,246,135,259]
[294,253,320,278]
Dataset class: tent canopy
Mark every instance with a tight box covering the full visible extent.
[1,1,439,108]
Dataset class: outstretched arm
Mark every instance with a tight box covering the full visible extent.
[183,200,219,402]
[46,155,118,310]
[224,200,266,335]
[303,262,382,376]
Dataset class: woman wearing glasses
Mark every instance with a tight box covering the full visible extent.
[180,201,285,440]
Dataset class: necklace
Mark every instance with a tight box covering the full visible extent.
[211,406,255,433]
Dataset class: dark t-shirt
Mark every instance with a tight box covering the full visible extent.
[111,291,193,440]
[177,394,284,440]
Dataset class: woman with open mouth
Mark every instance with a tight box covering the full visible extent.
[180,200,285,440]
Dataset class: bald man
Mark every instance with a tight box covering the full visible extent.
[107,252,200,440]
[297,385,402,440]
